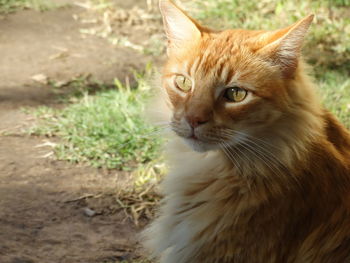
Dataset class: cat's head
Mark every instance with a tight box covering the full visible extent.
[159,0,314,152]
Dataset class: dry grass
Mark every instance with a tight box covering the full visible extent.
[116,161,165,226]
[76,0,164,55]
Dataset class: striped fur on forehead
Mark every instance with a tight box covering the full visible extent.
[165,31,283,97]
[189,34,240,83]
[189,30,267,78]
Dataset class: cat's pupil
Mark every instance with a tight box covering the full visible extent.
[174,75,191,92]
[224,87,247,102]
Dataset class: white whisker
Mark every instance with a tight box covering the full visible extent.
[219,141,241,174]
[219,129,288,171]
[225,142,244,174]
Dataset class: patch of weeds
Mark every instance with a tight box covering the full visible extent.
[29,67,166,225]
[116,160,166,225]
[27,0,65,12]
[48,73,116,103]
[0,0,27,13]
[30,68,163,170]
[76,0,163,55]
[0,0,65,13]
[317,69,350,129]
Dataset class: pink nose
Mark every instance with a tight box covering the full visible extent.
[186,115,209,128]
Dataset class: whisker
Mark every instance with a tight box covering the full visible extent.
[239,140,285,180]
[219,129,288,171]
[201,130,232,143]
[222,141,254,192]
[222,141,243,173]
[239,141,276,171]
[219,141,242,174]
[151,122,171,128]
[215,128,284,175]
[222,128,281,151]
[236,135,291,174]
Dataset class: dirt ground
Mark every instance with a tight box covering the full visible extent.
[0,1,158,262]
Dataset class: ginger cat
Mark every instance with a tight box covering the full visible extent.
[143,0,350,262]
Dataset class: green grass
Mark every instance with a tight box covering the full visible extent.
[0,0,65,13]
[29,69,164,226]
[0,0,26,13]
[318,70,350,129]
[30,70,162,170]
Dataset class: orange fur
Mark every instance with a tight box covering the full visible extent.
[143,1,350,262]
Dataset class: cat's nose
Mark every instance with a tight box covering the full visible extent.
[186,115,209,128]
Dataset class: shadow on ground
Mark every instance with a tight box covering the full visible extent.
[0,1,155,262]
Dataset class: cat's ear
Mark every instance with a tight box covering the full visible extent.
[159,0,201,55]
[258,14,314,78]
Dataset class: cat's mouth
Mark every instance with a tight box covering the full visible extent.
[171,123,221,151]
[189,133,198,140]
[185,137,219,152]
[184,127,218,143]
[182,131,222,152]
[185,127,200,140]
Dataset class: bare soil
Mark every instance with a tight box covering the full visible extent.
[0,1,156,262]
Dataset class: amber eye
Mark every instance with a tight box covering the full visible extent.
[224,87,247,102]
[174,75,192,92]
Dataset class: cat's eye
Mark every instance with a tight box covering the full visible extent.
[174,75,192,92]
[224,87,248,102]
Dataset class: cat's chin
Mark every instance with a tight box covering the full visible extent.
[183,138,219,152]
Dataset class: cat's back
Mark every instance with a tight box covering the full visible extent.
[291,110,350,262]
[323,109,350,158]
